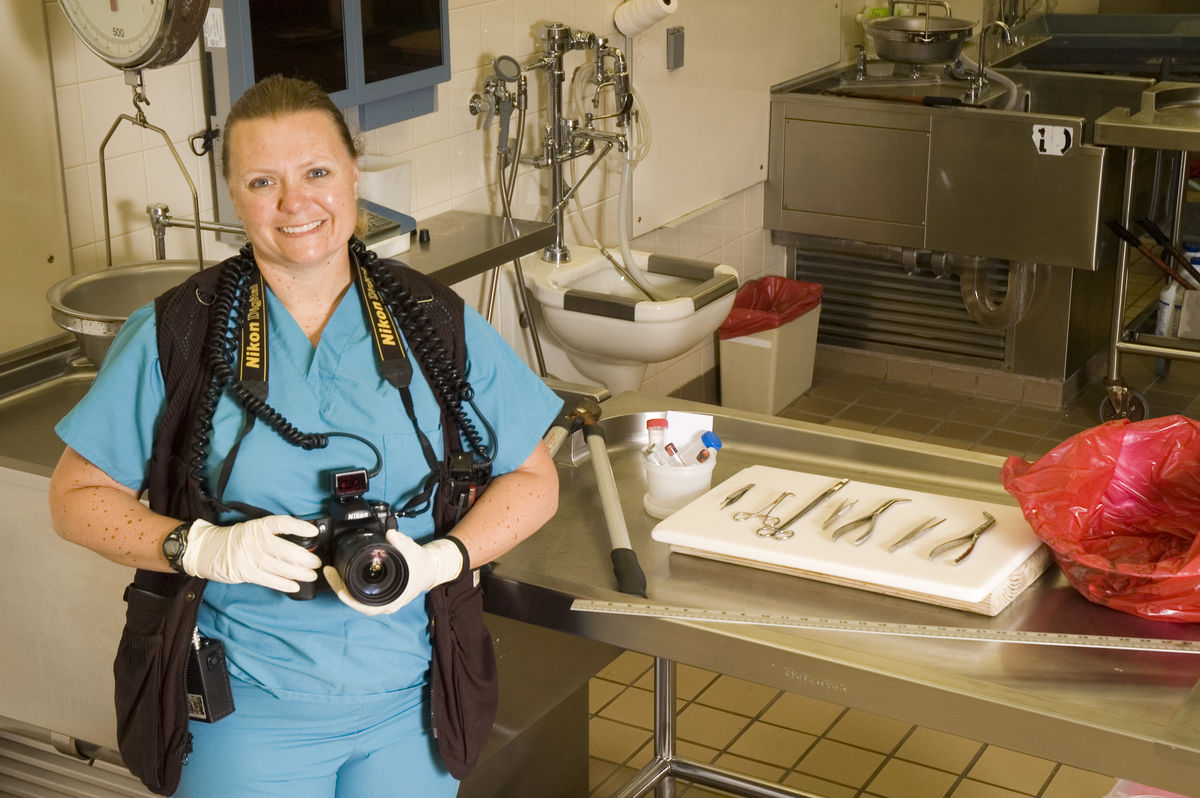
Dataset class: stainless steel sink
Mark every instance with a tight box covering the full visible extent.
[766,64,1154,270]
[0,341,95,473]
[999,13,1200,77]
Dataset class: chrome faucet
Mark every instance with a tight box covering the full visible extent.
[964,20,1011,105]
[521,23,633,264]
[146,203,244,260]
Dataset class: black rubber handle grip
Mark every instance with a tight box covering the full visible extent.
[611,548,648,598]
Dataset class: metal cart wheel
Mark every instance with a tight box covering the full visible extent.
[1099,391,1149,422]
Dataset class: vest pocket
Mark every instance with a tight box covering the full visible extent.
[113,590,168,792]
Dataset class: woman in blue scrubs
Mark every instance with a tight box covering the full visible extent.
[47,75,562,797]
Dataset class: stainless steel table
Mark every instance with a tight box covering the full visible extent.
[484,393,1200,797]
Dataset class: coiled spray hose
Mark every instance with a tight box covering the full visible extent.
[566,60,658,301]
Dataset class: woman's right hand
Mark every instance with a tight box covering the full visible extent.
[181,516,323,593]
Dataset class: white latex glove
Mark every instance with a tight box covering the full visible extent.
[181,516,322,593]
[324,530,465,616]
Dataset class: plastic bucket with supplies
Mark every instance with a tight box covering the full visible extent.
[643,456,718,519]
[641,422,722,519]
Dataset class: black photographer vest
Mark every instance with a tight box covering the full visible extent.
[114,256,497,795]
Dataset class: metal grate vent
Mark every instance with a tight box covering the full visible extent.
[0,732,150,797]
[793,247,1008,364]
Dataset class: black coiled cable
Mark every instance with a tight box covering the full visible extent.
[186,241,493,510]
[188,244,329,509]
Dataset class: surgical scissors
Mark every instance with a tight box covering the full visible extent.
[830,498,909,545]
[732,491,793,526]
[928,512,996,564]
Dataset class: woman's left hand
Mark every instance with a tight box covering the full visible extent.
[323,531,465,616]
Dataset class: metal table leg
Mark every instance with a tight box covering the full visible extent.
[605,657,830,798]
[1103,146,1145,421]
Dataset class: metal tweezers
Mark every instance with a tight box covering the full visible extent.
[887,516,945,553]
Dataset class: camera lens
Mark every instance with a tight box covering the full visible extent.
[332,530,408,606]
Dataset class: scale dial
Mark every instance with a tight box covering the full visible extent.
[60,0,209,71]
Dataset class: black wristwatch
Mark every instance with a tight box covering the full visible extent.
[162,521,190,573]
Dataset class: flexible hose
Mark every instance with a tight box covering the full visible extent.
[566,60,660,300]
[491,92,548,377]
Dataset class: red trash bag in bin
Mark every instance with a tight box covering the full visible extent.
[718,277,822,339]
[1000,415,1200,622]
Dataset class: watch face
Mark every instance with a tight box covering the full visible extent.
[163,526,186,562]
[60,0,208,71]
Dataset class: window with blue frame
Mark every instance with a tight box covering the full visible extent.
[215,0,449,131]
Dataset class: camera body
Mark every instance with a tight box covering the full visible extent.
[286,469,409,606]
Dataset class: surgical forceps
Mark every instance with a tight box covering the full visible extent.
[732,491,792,526]
[757,478,850,540]
[831,498,910,545]
[928,512,996,564]
[720,483,754,510]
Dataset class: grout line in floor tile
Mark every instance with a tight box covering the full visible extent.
[1033,762,1061,798]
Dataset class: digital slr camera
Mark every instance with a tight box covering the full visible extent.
[285,469,409,606]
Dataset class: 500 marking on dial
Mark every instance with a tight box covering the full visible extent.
[60,0,168,62]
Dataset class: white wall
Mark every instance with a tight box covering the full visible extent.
[33,0,831,394]
[1,3,72,351]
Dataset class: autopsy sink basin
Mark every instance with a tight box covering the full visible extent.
[997,13,1200,77]
[767,61,1154,270]
[773,61,1153,143]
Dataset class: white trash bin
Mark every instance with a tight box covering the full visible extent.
[719,301,820,416]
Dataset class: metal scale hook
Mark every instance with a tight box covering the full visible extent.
[99,69,205,271]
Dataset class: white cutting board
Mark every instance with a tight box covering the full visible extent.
[651,465,1050,616]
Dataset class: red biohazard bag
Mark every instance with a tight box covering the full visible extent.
[1000,415,1200,622]
[718,277,822,340]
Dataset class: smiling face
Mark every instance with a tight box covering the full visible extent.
[225,109,360,278]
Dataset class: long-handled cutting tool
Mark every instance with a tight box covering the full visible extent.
[543,398,647,597]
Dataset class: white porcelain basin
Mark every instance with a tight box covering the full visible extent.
[522,247,739,392]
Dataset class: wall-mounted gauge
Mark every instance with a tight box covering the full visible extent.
[59,0,209,71]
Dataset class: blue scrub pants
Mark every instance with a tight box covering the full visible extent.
[174,678,458,797]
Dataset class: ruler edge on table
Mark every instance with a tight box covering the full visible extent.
[571,599,1200,654]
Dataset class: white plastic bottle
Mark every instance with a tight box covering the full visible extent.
[677,431,723,464]
[1157,279,1182,339]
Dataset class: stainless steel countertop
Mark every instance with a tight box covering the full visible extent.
[401,210,555,285]
[484,393,1200,794]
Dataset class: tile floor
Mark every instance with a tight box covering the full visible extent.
[587,271,1200,798]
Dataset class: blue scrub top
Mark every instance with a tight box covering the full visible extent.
[57,274,562,701]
